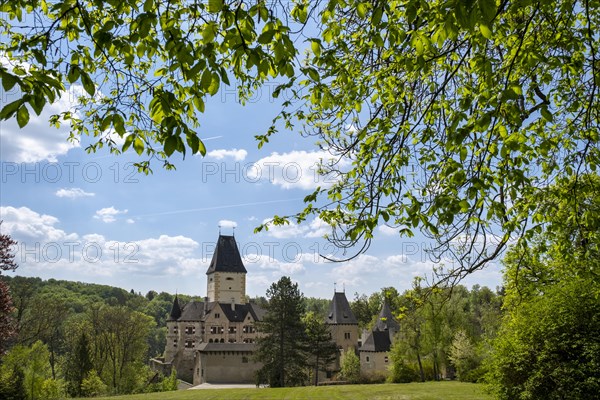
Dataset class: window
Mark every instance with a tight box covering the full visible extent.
[173,339,178,347]
[384,356,389,363]
[243,338,254,344]
[229,326,237,334]
[242,325,255,334]
[214,313,220,318]
[210,326,224,334]
[242,357,248,363]
[173,326,178,334]
[344,332,351,340]
[228,339,236,343]
[366,356,370,362]
[226,277,234,281]
[185,326,196,334]
[185,340,195,348]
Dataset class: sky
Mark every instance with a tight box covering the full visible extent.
[0,76,504,300]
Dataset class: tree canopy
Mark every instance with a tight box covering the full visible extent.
[2,0,599,278]
[488,175,600,399]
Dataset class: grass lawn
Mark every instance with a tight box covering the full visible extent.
[88,381,492,400]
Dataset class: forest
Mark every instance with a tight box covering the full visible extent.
[0,274,502,398]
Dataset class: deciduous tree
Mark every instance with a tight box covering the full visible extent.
[489,175,600,399]
[2,1,598,280]
[0,225,17,354]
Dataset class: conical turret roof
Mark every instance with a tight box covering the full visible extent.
[206,235,247,274]
[326,291,358,325]
[374,300,399,332]
[168,294,182,321]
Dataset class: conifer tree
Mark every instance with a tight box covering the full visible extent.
[255,277,307,387]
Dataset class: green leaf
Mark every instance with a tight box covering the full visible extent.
[200,69,212,91]
[1,71,18,91]
[164,135,178,156]
[80,72,95,97]
[113,113,125,135]
[311,40,321,57]
[480,24,492,40]
[133,137,144,155]
[208,0,223,14]
[541,107,553,122]
[0,99,23,120]
[208,72,220,95]
[357,3,368,18]
[16,105,29,128]
[122,134,135,152]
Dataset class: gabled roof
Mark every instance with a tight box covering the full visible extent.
[206,235,247,274]
[167,295,182,321]
[219,303,260,322]
[326,292,358,325]
[361,330,392,352]
[170,300,266,323]
[374,300,400,332]
[179,301,205,321]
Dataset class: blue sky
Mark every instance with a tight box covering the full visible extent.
[0,79,503,299]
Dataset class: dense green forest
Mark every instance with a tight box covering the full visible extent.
[0,274,504,398]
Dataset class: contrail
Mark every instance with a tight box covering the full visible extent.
[130,197,304,218]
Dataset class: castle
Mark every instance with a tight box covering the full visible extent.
[152,234,398,385]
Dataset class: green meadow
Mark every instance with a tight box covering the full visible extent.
[89,382,491,400]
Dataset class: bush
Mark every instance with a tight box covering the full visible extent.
[359,371,387,384]
[388,360,419,383]
[81,370,107,397]
[488,279,600,400]
[40,379,66,400]
[339,350,360,383]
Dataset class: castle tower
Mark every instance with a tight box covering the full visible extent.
[374,299,400,337]
[325,291,359,352]
[206,235,247,304]
[164,294,182,362]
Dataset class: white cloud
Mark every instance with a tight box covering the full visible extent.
[218,219,238,229]
[248,150,349,190]
[0,206,77,242]
[206,148,247,161]
[94,207,128,223]
[261,219,307,239]
[0,205,209,278]
[0,84,85,163]
[305,217,331,238]
[378,225,398,236]
[55,188,95,198]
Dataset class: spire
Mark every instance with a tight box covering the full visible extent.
[168,294,182,321]
[206,235,247,274]
[325,291,358,325]
[374,299,400,332]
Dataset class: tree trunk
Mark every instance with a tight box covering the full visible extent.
[416,352,425,382]
[314,354,319,386]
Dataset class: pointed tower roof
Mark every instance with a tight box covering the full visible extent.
[361,330,392,352]
[326,291,358,325]
[168,295,182,321]
[206,235,247,274]
[374,300,400,332]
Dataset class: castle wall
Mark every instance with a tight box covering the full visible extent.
[360,351,390,376]
[194,348,261,384]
